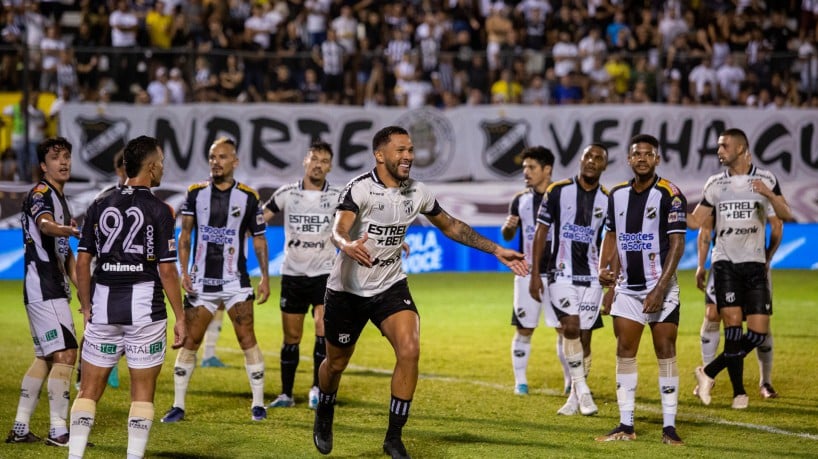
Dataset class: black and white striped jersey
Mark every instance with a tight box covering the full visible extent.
[181,180,265,292]
[605,176,687,294]
[78,186,177,324]
[509,187,550,274]
[538,177,608,287]
[21,180,73,303]
[327,169,442,296]
[265,180,342,277]
[700,164,780,264]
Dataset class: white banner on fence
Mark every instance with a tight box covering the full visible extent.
[59,103,818,221]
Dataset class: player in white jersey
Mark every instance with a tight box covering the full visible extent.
[501,146,562,397]
[8,137,80,447]
[162,137,270,424]
[312,126,528,459]
[263,140,342,410]
[69,136,186,459]
[690,128,791,409]
[530,143,609,416]
[596,134,687,445]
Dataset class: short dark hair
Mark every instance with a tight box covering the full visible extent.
[586,142,609,160]
[124,135,160,178]
[310,139,333,158]
[372,126,409,153]
[521,146,554,167]
[629,134,659,150]
[721,128,749,149]
[37,137,72,164]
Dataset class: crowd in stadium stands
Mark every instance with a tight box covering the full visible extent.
[1,0,818,109]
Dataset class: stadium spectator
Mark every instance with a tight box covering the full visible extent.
[39,24,65,93]
[331,5,358,53]
[167,67,187,104]
[315,28,346,104]
[553,30,579,78]
[146,67,170,105]
[716,54,747,102]
[2,91,46,183]
[217,54,245,102]
[266,64,300,103]
[301,67,323,104]
[109,0,139,101]
[522,74,550,105]
[689,56,718,103]
[490,68,523,104]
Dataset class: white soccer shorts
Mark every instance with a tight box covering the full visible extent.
[611,284,680,325]
[82,320,167,369]
[25,298,77,357]
[514,274,560,328]
[548,283,603,330]
[187,286,255,314]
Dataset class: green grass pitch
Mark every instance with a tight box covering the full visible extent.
[1,270,817,458]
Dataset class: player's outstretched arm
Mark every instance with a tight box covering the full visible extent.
[427,210,528,276]
[686,202,711,230]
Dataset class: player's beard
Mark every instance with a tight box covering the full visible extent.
[385,158,411,182]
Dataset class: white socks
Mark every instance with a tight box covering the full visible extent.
[172,348,197,410]
[127,401,154,459]
[511,332,532,386]
[47,362,73,438]
[658,357,679,428]
[615,356,637,427]
[68,397,96,459]
[243,345,265,407]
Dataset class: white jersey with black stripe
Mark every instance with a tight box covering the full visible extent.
[701,164,780,264]
[327,169,441,297]
[265,180,342,276]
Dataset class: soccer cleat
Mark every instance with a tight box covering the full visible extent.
[595,424,636,442]
[383,437,411,459]
[201,356,226,368]
[694,366,714,405]
[579,392,598,416]
[251,406,267,421]
[308,386,320,410]
[513,383,529,395]
[161,406,185,423]
[107,365,120,388]
[313,406,334,455]
[45,433,69,447]
[760,383,778,399]
[732,394,749,409]
[557,397,579,416]
[661,426,684,445]
[269,394,295,408]
[6,430,41,443]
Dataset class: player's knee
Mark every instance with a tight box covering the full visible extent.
[394,340,420,364]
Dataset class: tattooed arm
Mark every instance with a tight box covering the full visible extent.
[426,209,528,276]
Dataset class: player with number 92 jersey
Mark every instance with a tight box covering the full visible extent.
[78,186,178,325]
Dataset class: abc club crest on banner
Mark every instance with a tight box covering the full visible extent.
[395,108,456,181]
[480,119,529,177]
[77,117,131,175]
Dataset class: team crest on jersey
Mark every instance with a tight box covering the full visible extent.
[76,116,130,174]
[594,207,603,219]
[395,108,455,180]
[230,206,241,217]
[646,207,657,219]
[403,200,414,215]
[168,239,176,251]
[725,292,736,303]
[338,333,350,344]
[480,119,530,176]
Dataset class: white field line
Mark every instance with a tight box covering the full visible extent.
[218,349,818,441]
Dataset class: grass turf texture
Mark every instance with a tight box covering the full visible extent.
[1,270,817,458]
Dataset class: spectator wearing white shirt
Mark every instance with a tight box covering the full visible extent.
[331,5,358,53]
[167,67,188,104]
[578,27,607,75]
[146,67,170,105]
[688,56,718,103]
[39,24,65,92]
[716,54,746,102]
[109,0,139,101]
[552,30,579,78]
[305,0,330,48]
[244,3,272,50]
